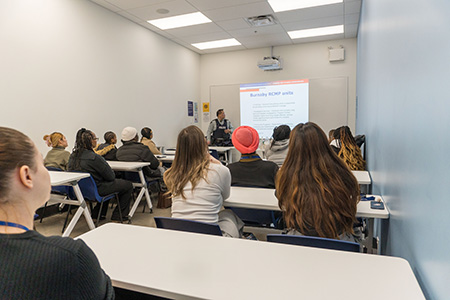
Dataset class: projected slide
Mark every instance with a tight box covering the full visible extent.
[240,79,309,138]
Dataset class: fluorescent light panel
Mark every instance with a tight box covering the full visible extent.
[192,38,241,50]
[288,25,344,39]
[148,12,211,30]
[268,0,343,12]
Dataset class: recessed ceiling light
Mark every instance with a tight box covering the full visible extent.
[192,38,241,50]
[268,0,343,13]
[288,25,344,39]
[147,12,212,30]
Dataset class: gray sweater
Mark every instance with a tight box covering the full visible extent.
[265,139,289,167]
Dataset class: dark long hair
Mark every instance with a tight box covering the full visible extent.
[276,122,360,239]
[333,126,365,170]
[163,126,210,199]
[70,128,95,169]
[0,127,36,201]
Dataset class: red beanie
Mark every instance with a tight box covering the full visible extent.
[232,126,259,154]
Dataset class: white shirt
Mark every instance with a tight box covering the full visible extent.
[171,163,231,224]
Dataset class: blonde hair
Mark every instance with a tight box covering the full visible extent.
[164,126,210,199]
[46,132,65,148]
[334,126,365,171]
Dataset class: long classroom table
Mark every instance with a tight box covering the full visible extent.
[78,223,424,300]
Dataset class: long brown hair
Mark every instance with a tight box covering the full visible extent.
[334,126,365,170]
[163,126,210,199]
[276,122,360,239]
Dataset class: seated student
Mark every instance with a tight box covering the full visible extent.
[95,131,118,161]
[68,128,133,221]
[165,126,244,238]
[43,132,71,170]
[140,127,162,155]
[276,122,361,242]
[227,126,279,188]
[328,129,335,143]
[331,126,366,171]
[0,127,114,299]
[264,125,291,167]
[116,127,160,178]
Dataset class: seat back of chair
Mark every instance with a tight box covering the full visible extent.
[266,234,360,252]
[154,217,223,236]
[229,207,276,227]
[209,149,219,159]
[77,176,102,203]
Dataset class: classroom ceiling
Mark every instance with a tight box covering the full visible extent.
[90,0,361,54]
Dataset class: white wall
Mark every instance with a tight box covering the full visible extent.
[357,1,450,298]
[0,0,200,155]
[199,39,357,134]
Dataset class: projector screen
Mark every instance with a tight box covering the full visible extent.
[240,79,309,139]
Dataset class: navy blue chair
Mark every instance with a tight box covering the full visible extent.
[209,149,219,159]
[76,175,123,226]
[266,234,360,253]
[228,207,278,228]
[154,217,223,236]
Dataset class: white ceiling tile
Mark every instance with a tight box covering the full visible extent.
[345,13,359,25]
[90,0,122,12]
[186,0,265,11]
[105,0,166,10]
[127,0,197,21]
[201,45,246,54]
[165,22,224,37]
[177,31,232,44]
[116,11,146,23]
[344,1,361,14]
[275,3,344,23]
[282,15,344,31]
[203,2,274,22]
[215,18,251,31]
[172,38,205,53]
[236,32,292,47]
[228,24,286,38]
[291,33,345,44]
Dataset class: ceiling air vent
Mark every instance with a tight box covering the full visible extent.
[245,15,276,27]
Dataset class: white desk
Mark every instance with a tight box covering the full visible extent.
[79,223,424,300]
[209,146,234,164]
[107,161,152,218]
[49,171,95,237]
[352,170,371,185]
[155,154,174,163]
[224,187,389,254]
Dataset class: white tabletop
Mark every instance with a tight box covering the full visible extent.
[352,170,372,185]
[156,155,174,162]
[225,187,389,219]
[107,161,150,171]
[49,171,90,186]
[79,223,424,300]
[208,146,234,151]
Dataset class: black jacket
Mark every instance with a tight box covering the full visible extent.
[116,141,159,177]
[227,158,279,188]
[68,150,115,187]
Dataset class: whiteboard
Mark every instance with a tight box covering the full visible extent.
[209,77,348,136]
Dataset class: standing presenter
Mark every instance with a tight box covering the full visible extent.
[206,109,234,146]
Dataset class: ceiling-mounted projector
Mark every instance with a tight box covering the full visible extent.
[257,56,282,71]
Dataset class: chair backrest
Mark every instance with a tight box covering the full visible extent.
[229,207,275,227]
[209,149,219,159]
[266,234,360,253]
[76,175,103,203]
[154,217,223,236]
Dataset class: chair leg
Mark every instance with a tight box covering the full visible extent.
[40,201,48,223]
[96,201,104,227]
[115,194,123,223]
[62,204,72,233]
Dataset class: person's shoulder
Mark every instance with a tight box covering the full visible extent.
[30,231,87,256]
[260,159,279,169]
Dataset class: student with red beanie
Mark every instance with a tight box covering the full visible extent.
[227,126,279,188]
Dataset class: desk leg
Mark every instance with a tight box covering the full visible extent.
[138,170,152,211]
[363,218,376,254]
[62,184,95,237]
